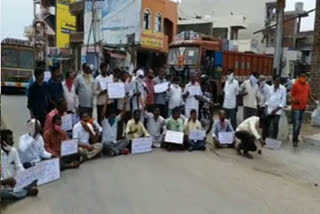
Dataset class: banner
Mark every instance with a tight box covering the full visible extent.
[141,30,164,49]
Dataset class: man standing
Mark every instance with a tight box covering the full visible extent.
[132,69,147,111]
[290,72,319,147]
[27,68,49,127]
[46,64,64,112]
[62,71,78,114]
[75,63,94,116]
[258,75,271,117]
[240,72,260,120]
[264,76,287,140]
[184,75,202,118]
[223,69,239,129]
[167,77,183,117]
[145,69,155,111]
[154,67,168,117]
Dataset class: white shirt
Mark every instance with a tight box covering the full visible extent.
[102,115,121,143]
[1,148,24,180]
[236,116,261,140]
[223,79,239,109]
[145,112,165,138]
[168,84,183,109]
[72,122,95,145]
[94,74,114,106]
[18,134,52,164]
[265,85,287,115]
[240,80,260,109]
[258,84,271,107]
[62,81,79,113]
[184,82,202,110]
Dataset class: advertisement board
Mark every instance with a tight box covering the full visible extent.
[141,30,164,49]
[56,0,76,48]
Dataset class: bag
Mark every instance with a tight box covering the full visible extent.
[311,104,320,127]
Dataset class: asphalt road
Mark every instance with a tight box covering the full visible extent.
[1,94,320,214]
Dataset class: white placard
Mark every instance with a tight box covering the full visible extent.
[44,71,52,82]
[99,79,108,91]
[131,137,152,154]
[187,85,201,96]
[108,82,125,99]
[61,114,73,131]
[266,138,282,150]
[36,158,61,186]
[61,139,78,157]
[218,132,234,144]
[189,130,206,141]
[13,164,46,192]
[165,131,184,144]
[154,82,169,94]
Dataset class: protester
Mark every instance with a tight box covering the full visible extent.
[154,67,169,118]
[1,129,39,200]
[62,71,78,114]
[125,110,150,141]
[145,69,155,111]
[184,74,202,118]
[212,110,235,148]
[290,72,319,147]
[94,63,113,124]
[117,72,132,119]
[44,115,81,170]
[240,72,260,120]
[145,106,166,148]
[235,116,265,159]
[264,76,287,140]
[72,111,103,161]
[27,68,49,127]
[18,119,53,168]
[46,64,64,112]
[167,77,183,117]
[258,75,271,117]
[44,98,68,132]
[165,107,185,151]
[184,110,206,152]
[75,63,94,116]
[101,96,130,156]
[132,69,147,111]
[223,69,239,129]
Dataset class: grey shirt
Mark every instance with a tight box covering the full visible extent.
[154,76,168,105]
[75,74,94,108]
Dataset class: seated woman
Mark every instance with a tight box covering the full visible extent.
[184,109,206,152]
[212,110,235,148]
[72,111,103,161]
[44,115,80,170]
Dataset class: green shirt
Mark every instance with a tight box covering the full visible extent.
[166,118,184,132]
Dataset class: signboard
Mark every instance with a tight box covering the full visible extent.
[61,139,79,157]
[141,30,164,49]
[131,137,152,154]
[56,0,76,48]
[165,131,184,144]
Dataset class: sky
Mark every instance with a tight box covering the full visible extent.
[0,0,316,40]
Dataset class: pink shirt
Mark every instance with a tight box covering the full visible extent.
[44,109,66,132]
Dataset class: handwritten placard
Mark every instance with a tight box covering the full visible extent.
[108,82,125,99]
[99,78,108,91]
[131,137,152,154]
[154,82,169,93]
[13,164,46,192]
[187,85,201,96]
[266,138,282,150]
[36,158,61,186]
[189,130,206,141]
[218,132,234,144]
[61,139,78,157]
[62,114,73,131]
[165,131,184,144]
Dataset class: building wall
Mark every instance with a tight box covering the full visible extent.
[283,15,298,48]
[141,0,178,52]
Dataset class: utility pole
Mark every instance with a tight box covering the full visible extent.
[273,0,285,77]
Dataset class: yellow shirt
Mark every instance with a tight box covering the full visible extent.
[184,119,202,136]
[125,119,150,140]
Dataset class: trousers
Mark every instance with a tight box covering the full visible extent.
[235,131,257,153]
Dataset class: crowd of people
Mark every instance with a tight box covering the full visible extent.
[1,62,318,201]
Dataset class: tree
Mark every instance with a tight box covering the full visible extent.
[310,0,320,101]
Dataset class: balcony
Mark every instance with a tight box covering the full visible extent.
[70,32,84,44]
[69,1,84,16]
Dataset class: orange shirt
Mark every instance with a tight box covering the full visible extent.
[44,128,69,157]
[291,81,311,110]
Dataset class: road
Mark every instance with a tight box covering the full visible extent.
[1,94,320,214]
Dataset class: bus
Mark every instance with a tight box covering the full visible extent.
[1,38,35,89]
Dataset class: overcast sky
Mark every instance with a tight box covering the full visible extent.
[0,0,316,40]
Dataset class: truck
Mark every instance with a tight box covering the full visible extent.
[1,38,35,89]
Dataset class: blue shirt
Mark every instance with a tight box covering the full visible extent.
[211,119,234,138]
[27,81,49,116]
[46,78,64,103]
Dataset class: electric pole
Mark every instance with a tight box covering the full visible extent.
[273,0,285,77]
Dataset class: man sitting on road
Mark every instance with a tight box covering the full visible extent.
[44,98,68,132]
[72,111,103,161]
[145,106,166,148]
[235,116,265,159]
[101,96,130,157]
[184,109,206,152]
[18,119,54,169]
[165,107,185,151]
[1,129,39,200]
[44,115,81,170]
[212,110,235,148]
[125,110,150,141]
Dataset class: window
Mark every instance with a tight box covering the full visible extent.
[20,50,34,69]
[144,9,151,30]
[155,13,162,32]
[2,49,18,68]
